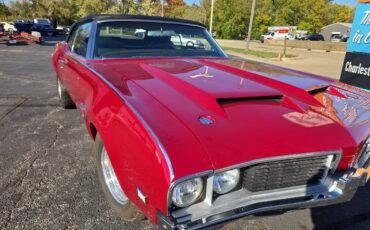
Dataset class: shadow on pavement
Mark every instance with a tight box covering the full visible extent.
[311,182,370,230]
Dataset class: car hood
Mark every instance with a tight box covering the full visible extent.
[91,58,370,171]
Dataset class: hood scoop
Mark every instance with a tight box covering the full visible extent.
[217,95,283,106]
[307,85,347,98]
[217,95,306,113]
[308,86,329,95]
[201,60,326,108]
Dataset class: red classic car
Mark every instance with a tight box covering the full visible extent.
[52,15,370,229]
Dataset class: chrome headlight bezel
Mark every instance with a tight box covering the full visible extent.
[213,169,241,194]
[171,177,204,208]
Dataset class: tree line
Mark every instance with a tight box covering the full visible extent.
[0,0,355,40]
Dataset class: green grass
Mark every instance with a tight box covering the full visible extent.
[221,46,297,59]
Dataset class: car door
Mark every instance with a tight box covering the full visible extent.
[57,27,77,99]
[62,22,93,113]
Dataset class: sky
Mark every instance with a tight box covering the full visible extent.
[333,0,358,5]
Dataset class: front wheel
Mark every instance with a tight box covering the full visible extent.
[94,134,145,222]
[57,77,75,109]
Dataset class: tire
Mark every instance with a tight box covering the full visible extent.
[57,77,75,109]
[94,134,145,222]
[186,41,194,47]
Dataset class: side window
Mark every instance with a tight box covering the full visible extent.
[73,23,92,57]
[67,28,77,48]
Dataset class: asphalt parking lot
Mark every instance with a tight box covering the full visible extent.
[0,37,369,230]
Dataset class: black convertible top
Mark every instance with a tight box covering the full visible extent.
[72,14,206,28]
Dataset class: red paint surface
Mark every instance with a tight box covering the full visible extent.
[53,42,370,224]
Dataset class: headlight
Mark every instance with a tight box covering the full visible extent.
[213,169,240,194]
[356,138,370,168]
[172,178,203,207]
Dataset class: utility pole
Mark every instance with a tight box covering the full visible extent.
[162,0,164,17]
[209,0,214,35]
[246,0,256,51]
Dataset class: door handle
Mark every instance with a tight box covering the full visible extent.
[58,59,65,64]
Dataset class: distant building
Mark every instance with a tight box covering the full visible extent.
[319,23,352,41]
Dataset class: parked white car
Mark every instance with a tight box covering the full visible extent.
[0,22,17,32]
[171,34,204,47]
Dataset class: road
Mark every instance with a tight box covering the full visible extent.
[0,37,369,230]
[217,39,346,80]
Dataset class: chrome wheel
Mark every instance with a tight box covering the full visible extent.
[57,79,62,99]
[101,147,129,205]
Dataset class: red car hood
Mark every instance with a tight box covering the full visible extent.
[91,58,370,171]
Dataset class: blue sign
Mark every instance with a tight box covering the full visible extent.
[347,3,370,54]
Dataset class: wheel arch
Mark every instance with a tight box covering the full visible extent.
[88,121,98,140]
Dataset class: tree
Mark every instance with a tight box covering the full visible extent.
[0,0,11,20]
[3,0,355,33]
[140,0,161,16]
[213,0,250,39]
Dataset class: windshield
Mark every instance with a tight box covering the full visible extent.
[36,19,50,24]
[94,21,227,59]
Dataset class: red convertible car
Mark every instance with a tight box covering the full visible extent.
[52,15,370,229]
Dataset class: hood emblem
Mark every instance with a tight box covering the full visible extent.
[199,115,215,125]
[190,66,214,78]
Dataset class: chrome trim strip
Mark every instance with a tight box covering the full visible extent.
[185,190,342,230]
[166,170,214,214]
[98,56,229,61]
[137,187,147,204]
[96,19,205,28]
[86,21,97,60]
[65,54,175,182]
[215,150,342,173]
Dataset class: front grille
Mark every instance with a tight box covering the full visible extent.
[242,155,331,192]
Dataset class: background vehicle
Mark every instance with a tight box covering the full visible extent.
[295,30,308,40]
[307,34,325,41]
[30,24,64,36]
[14,22,64,36]
[170,34,204,47]
[29,18,51,26]
[331,34,343,42]
[14,21,33,33]
[260,26,297,42]
[53,15,370,230]
[341,36,348,42]
[260,31,274,42]
[0,22,17,33]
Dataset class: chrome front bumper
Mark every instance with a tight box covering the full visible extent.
[158,166,369,230]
